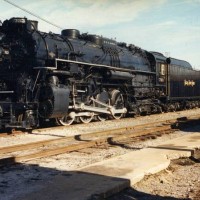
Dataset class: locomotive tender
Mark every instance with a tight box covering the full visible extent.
[0,17,200,129]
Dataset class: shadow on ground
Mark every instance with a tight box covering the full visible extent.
[106,187,189,200]
[0,161,185,200]
[174,118,200,133]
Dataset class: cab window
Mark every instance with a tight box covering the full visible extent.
[160,64,166,76]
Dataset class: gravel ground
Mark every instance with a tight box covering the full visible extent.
[0,129,199,200]
[108,158,200,200]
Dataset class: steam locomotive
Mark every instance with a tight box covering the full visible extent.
[0,17,200,129]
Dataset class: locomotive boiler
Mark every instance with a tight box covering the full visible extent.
[0,17,200,129]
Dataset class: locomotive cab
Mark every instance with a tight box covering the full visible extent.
[150,52,168,98]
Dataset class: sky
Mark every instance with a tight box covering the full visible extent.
[0,0,200,68]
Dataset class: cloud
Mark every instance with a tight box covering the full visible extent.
[48,0,167,29]
[1,0,167,32]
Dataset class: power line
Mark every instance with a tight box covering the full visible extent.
[3,0,63,30]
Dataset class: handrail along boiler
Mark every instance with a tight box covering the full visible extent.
[0,17,199,129]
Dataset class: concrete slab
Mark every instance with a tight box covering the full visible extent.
[17,133,200,200]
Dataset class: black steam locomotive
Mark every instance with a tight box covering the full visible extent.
[0,17,200,129]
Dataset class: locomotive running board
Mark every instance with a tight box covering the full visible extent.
[53,58,156,75]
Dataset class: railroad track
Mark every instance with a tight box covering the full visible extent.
[0,115,199,167]
[0,112,200,138]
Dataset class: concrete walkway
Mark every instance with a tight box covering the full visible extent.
[17,132,200,200]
